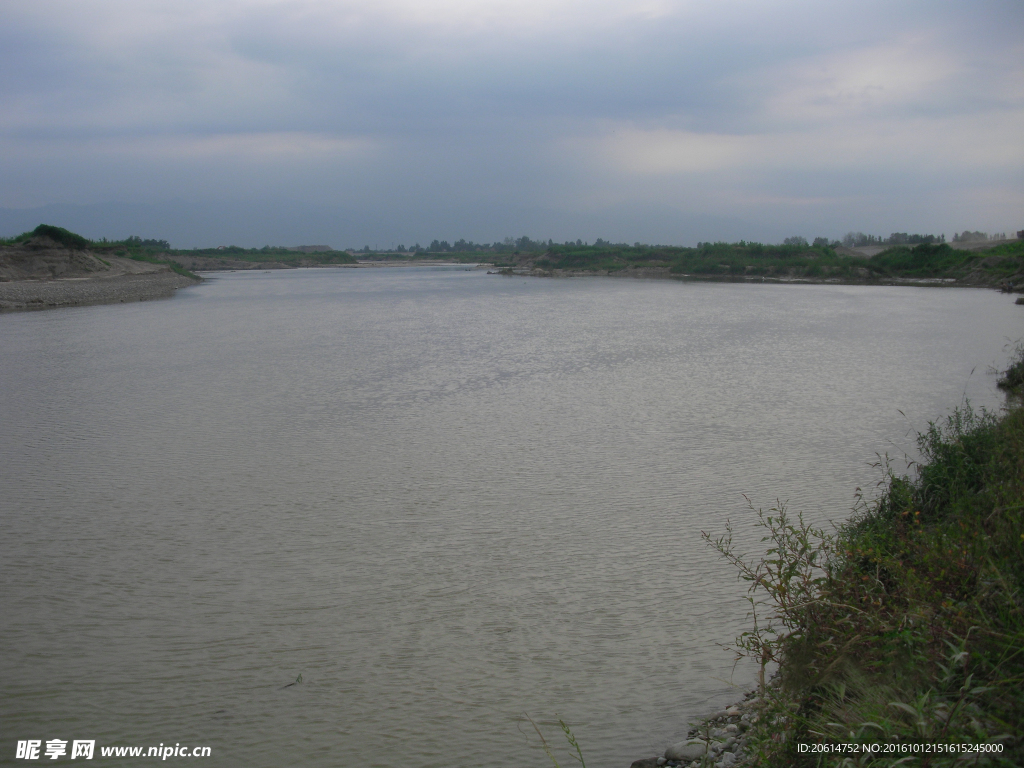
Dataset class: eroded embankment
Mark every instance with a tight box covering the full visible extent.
[0,236,201,312]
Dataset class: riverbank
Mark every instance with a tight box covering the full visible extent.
[498,266,973,289]
[0,271,200,312]
[631,353,1024,768]
[497,265,1020,291]
[0,233,201,312]
[167,251,357,271]
[494,239,1024,291]
[630,687,766,768]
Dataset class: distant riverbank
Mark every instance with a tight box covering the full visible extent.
[492,238,1024,292]
[5,221,1023,314]
[180,259,489,271]
[497,265,975,289]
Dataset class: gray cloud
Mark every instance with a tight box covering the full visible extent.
[1,0,1021,245]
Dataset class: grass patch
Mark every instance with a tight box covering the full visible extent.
[706,345,1024,765]
[984,241,1024,258]
[867,243,968,277]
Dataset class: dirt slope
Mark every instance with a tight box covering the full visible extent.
[0,236,200,312]
[0,236,178,281]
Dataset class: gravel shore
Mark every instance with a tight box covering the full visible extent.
[0,271,200,312]
[631,686,769,768]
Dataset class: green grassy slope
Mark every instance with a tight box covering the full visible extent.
[709,348,1024,765]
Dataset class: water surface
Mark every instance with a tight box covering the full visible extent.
[1,268,1019,767]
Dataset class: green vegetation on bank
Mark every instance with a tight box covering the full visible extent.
[532,240,851,276]
[707,348,1024,765]
[356,236,1024,286]
[867,241,1024,281]
[5,224,1022,284]
[164,244,357,266]
[500,239,1024,286]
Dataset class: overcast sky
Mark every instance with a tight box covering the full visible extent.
[1,0,1021,248]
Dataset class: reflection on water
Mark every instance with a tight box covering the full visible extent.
[1,268,1019,767]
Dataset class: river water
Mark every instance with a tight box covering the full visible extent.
[1,267,1020,767]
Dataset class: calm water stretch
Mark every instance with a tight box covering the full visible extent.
[1,267,1020,767]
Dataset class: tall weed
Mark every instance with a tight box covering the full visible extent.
[706,375,1024,764]
[524,714,587,768]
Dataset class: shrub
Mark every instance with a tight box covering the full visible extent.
[706,352,1024,765]
[997,342,1024,394]
[30,224,90,250]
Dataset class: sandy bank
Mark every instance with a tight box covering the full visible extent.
[0,271,200,312]
[0,236,201,312]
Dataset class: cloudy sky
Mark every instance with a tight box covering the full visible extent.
[1,0,1021,248]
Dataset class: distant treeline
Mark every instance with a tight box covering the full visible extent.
[837,231,1011,247]
[359,230,1014,254]
[362,236,577,254]
[3,223,1017,265]
[840,232,945,247]
[952,230,1009,242]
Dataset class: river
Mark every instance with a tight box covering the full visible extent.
[1,267,1020,767]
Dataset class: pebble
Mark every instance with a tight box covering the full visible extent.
[631,684,767,768]
[664,741,708,763]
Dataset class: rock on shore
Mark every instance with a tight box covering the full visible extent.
[631,688,764,768]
